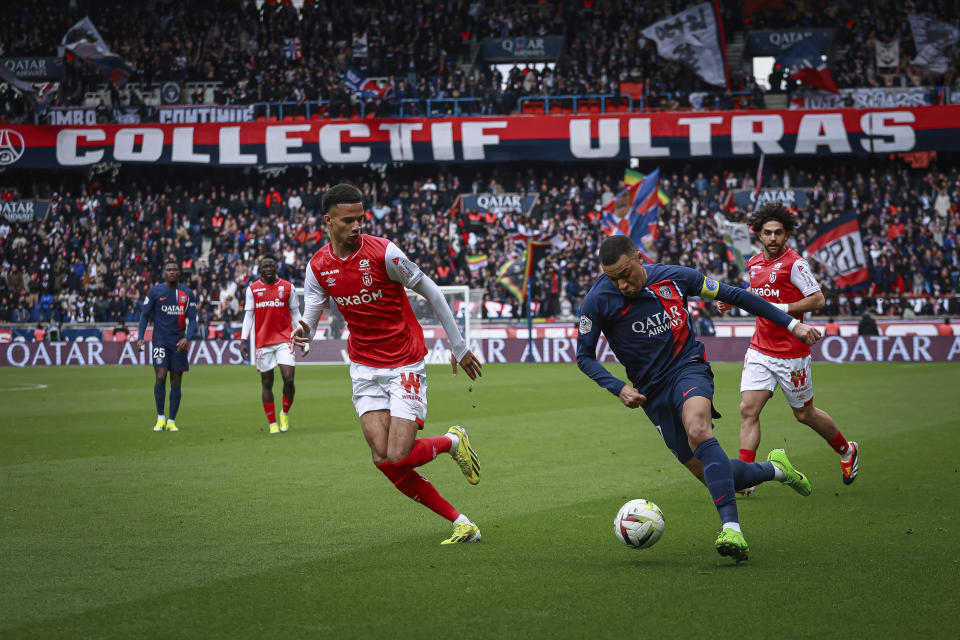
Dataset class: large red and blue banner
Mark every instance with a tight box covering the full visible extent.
[2,107,959,168]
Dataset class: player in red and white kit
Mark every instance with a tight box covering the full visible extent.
[292,184,484,545]
[717,203,859,486]
[241,254,302,435]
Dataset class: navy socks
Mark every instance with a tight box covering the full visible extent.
[693,437,738,525]
[169,386,181,420]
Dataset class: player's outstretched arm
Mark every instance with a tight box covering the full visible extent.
[714,282,822,346]
[410,274,477,377]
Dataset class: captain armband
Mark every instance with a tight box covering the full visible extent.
[699,277,720,299]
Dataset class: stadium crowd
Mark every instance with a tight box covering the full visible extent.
[2,155,959,333]
[3,0,959,124]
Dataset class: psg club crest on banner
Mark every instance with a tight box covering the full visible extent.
[659,285,672,298]
[362,273,373,286]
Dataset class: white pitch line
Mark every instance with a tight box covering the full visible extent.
[0,383,49,391]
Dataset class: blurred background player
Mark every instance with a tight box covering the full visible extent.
[240,254,303,435]
[716,203,859,487]
[292,183,485,545]
[137,260,197,432]
[577,235,821,562]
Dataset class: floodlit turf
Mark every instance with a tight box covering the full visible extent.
[1,361,959,639]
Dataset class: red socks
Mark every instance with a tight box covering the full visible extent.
[396,436,453,470]
[263,402,276,424]
[738,448,757,463]
[282,395,292,414]
[827,432,850,456]
[376,461,459,522]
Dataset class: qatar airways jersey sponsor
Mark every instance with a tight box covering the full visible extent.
[747,248,820,358]
[140,284,197,345]
[306,235,427,368]
[245,278,297,348]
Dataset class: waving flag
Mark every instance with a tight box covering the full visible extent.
[496,257,525,301]
[775,39,838,93]
[624,169,670,205]
[61,17,135,88]
[908,14,960,75]
[803,211,868,290]
[602,170,662,263]
[466,254,488,273]
[641,3,728,87]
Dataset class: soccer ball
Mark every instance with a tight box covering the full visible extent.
[614,499,665,549]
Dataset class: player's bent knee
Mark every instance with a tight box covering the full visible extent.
[793,405,815,423]
[685,421,713,446]
[739,401,759,420]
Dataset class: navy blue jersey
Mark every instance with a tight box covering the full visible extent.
[577,264,795,397]
[138,284,197,345]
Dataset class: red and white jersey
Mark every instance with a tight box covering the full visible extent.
[244,278,298,348]
[305,234,427,368]
[746,247,820,358]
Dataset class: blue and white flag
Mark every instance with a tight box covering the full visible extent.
[908,14,959,75]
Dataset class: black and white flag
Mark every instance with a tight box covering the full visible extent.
[641,2,727,87]
[908,14,959,75]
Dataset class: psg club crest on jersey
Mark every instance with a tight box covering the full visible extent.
[659,285,672,298]
[362,273,373,286]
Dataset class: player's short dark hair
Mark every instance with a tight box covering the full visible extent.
[599,235,637,266]
[322,183,363,215]
[260,253,278,264]
[163,259,180,270]
[747,203,796,236]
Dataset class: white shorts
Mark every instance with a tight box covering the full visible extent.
[350,359,427,427]
[256,342,296,372]
[740,348,813,409]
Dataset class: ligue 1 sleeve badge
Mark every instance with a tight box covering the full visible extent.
[579,315,593,335]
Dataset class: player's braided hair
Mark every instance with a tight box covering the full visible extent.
[747,203,796,235]
[322,183,363,214]
[598,235,637,265]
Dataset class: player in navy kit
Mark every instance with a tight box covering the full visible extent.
[577,235,822,562]
[137,260,197,432]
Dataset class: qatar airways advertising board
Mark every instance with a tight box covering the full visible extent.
[2,107,959,168]
[2,336,959,367]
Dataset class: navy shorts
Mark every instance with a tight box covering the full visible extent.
[151,343,189,373]
[641,359,720,464]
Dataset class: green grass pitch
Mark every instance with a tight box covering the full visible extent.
[1,361,959,639]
